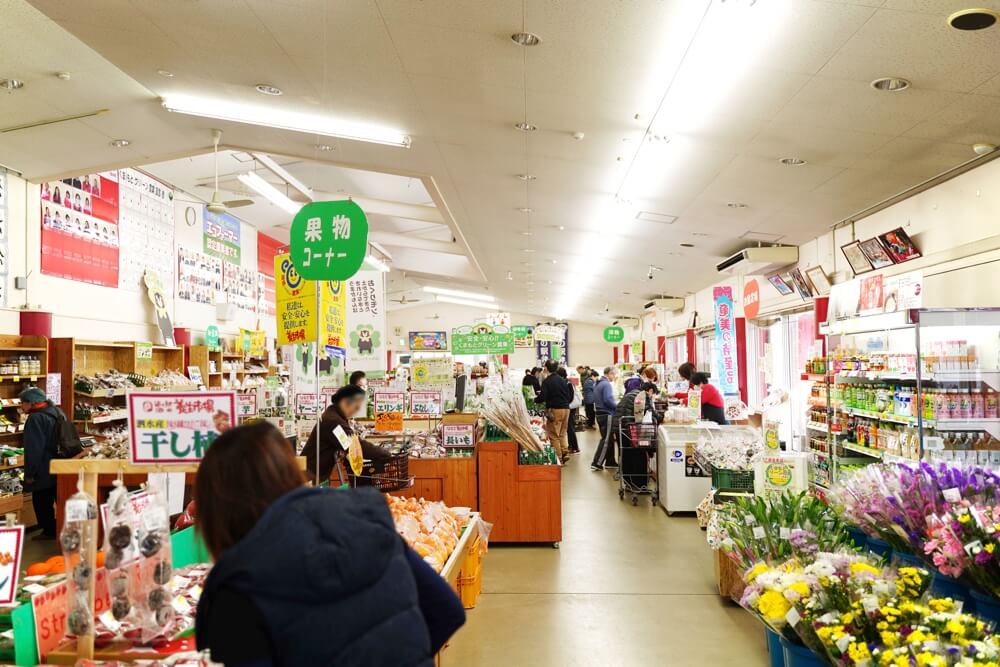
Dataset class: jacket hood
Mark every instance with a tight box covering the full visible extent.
[208,487,399,604]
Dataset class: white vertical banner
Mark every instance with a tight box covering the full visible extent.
[346,270,387,378]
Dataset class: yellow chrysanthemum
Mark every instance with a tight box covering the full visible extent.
[746,563,769,583]
[848,642,872,662]
[945,619,967,638]
[851,562,881,577]
[757,590,792,621]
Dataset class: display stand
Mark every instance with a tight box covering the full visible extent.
[390,455,478,509]
[477,440,561,544]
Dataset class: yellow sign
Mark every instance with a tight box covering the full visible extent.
[764,420,780,451]
[765,462,792,487]
[275,254,347,347]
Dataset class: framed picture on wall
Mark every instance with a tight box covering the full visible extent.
[767,274,794,296]
[878,227,921,263]
[805,266,831,296]
[788,268,814,300]
[841,240,874,275]
[859,237,894,269]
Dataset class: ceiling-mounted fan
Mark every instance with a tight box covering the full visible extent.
[206,129,253,214]
[425,313,441,320]
[390,293,422,305]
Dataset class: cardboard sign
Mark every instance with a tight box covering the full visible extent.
[136,341,153,360]
[441,423,474,448]
[0,526,24,605]
[412,357,453,387]
[127,391,236,463]
[237,392,257,417]
[294,393,320,416]
[187,365,203,385]
[410,391,442,417]
[374,391,406,415]
[375,411,403,432]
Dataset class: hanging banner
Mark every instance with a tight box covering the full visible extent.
[289,200,369,280]
[412,357,453,387]
[512,325,534,348]
[127,391,236,464]
[535,322,569,365]
[346,270,386,378]
[409,331,447,351]
[712,286,739,396]
[240,328,266,357]
[274,254,347,347]
[533,324,564,342]
[203,208,241,264]
[478,312,511,328]
[452,324,514,355]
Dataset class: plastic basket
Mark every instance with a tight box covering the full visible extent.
[711,468,754,492]
[347,452,412,491]
[625,422,658,448]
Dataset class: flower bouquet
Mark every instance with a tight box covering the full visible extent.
[925,502,1000,599]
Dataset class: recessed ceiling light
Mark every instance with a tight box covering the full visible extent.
[551,259,557,264]
[109,139,131,148]
[522,248,536,253]
[255,83,283,96]
[314,144,335,152]
[0,79,24,91]
[156,69,175,78]
[870,77,910,92]
[692,232,712,237]
[557,225,565,231]
[56,72,71,81]
[510,32,542,46]
[779,157,807,166]
[727,202,748,209]
[505,271,513,280]
[518,207,534,213]
[679,242,695,248]
[514,122,537,132]
[517,173,536,181]
[948,8,998,30]
[519,231,533,236]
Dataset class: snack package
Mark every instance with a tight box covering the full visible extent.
[134,486,175,641]
[101,481,136,624]
[60,488,98,638]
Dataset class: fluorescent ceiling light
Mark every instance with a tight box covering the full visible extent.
[423,286,495,302]
[251,153,313,201]
[161,94,411,148]
[436,295,502,309]
[237,172,300,215]
[363,255,390,272]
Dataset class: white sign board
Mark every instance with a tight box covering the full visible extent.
[127,391,236,464]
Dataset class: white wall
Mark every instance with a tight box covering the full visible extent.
[1,171,271,344]
[386,302,612,369]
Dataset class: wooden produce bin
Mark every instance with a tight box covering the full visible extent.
[390,456,478,510]
[477,440,561,545]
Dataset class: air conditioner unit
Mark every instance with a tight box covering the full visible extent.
[716,246,798,275]
[644,298,685,311]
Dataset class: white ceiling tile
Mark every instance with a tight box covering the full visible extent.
[881,0,1000,13]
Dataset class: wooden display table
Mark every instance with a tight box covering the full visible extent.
[477,441,561,545]
[389,456,478,509]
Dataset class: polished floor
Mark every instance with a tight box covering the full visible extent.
[448,428,769,666]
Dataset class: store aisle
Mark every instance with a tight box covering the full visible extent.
[448,429,768,666]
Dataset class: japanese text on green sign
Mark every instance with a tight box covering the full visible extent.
[290,200,369,281]
[451,324,514,355]
[603,326,625,343]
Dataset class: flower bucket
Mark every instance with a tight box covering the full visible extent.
[931,574,974,612]
[866,537,892,560]
[780,637,824,667]
[846,526,867,551]
[765,628,785,667]
[971,590,1000,623]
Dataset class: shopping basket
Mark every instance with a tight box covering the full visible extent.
[626,421,658,448]
[346,452,413,491]
[711,467,754,493]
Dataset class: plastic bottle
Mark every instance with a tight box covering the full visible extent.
[959,390,973,420]
[986,390,999,419]
[946,389,960,420]
[972,388,985,419]
[935,390,949,420]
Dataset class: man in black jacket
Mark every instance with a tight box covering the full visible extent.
[19,387,62,539]
[537,360,573,463]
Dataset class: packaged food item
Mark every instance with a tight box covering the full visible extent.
[101,481,136,622]
[61,485,98,638]
[134,486,174,641]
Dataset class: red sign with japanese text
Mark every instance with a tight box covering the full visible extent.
[127,391,236,464]
[743,279,760,320]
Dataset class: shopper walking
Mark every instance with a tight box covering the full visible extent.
[522,367,542,400]
[691,372,728,425]
[195,422,465,667]
[304,385,390,485]
[582,370,597,428]
[557,367,581,454]
[538,360,573,463]
[19,387,72,540]
[590,366,619,470]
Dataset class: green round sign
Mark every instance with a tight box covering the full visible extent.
[290,200,369,281]
[603,326,625,343]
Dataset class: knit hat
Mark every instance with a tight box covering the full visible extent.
[18,387,48,405]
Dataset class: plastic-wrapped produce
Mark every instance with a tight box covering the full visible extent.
[60,485,98,638]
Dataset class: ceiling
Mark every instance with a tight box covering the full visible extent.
[2,0,999,322]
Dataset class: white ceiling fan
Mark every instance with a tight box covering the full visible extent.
[206,129,253,214]
[390,293,422,305]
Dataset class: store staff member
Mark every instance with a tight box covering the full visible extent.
[691,372,727,425]
[304,385,390,485]
[349,370,368,390]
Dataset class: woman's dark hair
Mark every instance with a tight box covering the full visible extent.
[640,382,658,393]
[348,370,367,386]
[331,384,366,405]
[195,422,303,559]
[678,362,696,381]
[590,370,599,378]
[690,372,710,386]
[524,368,533,376]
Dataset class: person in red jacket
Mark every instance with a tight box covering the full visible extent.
[691,372,727,425]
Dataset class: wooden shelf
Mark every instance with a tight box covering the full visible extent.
[51,456,308,474]
[0,374,43,382]
[75,387,129,398]
[0,346,48,352]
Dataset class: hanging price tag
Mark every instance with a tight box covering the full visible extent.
[752,526,766,539]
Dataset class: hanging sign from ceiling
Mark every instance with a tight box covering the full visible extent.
[743,279,760,320]
[533,324,564,342]
[290,200,369,281]
[452,324,514,355]
[603,326,625,343]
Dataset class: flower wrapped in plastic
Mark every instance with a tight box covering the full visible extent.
[924,502,1000,597]
[694,429,763,471]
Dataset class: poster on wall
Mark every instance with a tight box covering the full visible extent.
[712,286,739,396]
[40,171,120,286]
[535,322,569,365]
[412,356,453,388]
[177,247,222,304]
[258,272,275,318]
[858,274,884,315]
[203,208,241,264]
[826,270,923,324]
[346,270,386,378]
[117,169,174,294]
[223,262,258,313]
[409,331,447,351]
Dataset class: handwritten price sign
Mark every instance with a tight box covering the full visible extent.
[441,423,474,448]
[374,391,405,415]
[409,391,442,417]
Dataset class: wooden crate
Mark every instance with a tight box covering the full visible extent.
[477,440,561,544]
[389,456,478,509]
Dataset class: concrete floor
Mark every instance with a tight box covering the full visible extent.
[447,428,769,666]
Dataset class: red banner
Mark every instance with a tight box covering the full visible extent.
[40,173,120,287]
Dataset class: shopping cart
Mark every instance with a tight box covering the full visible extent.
[617,416,659,506]
[345,452,415,491]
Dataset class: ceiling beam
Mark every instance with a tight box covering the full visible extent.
[315,193,443,224]
[368,231,462,255]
